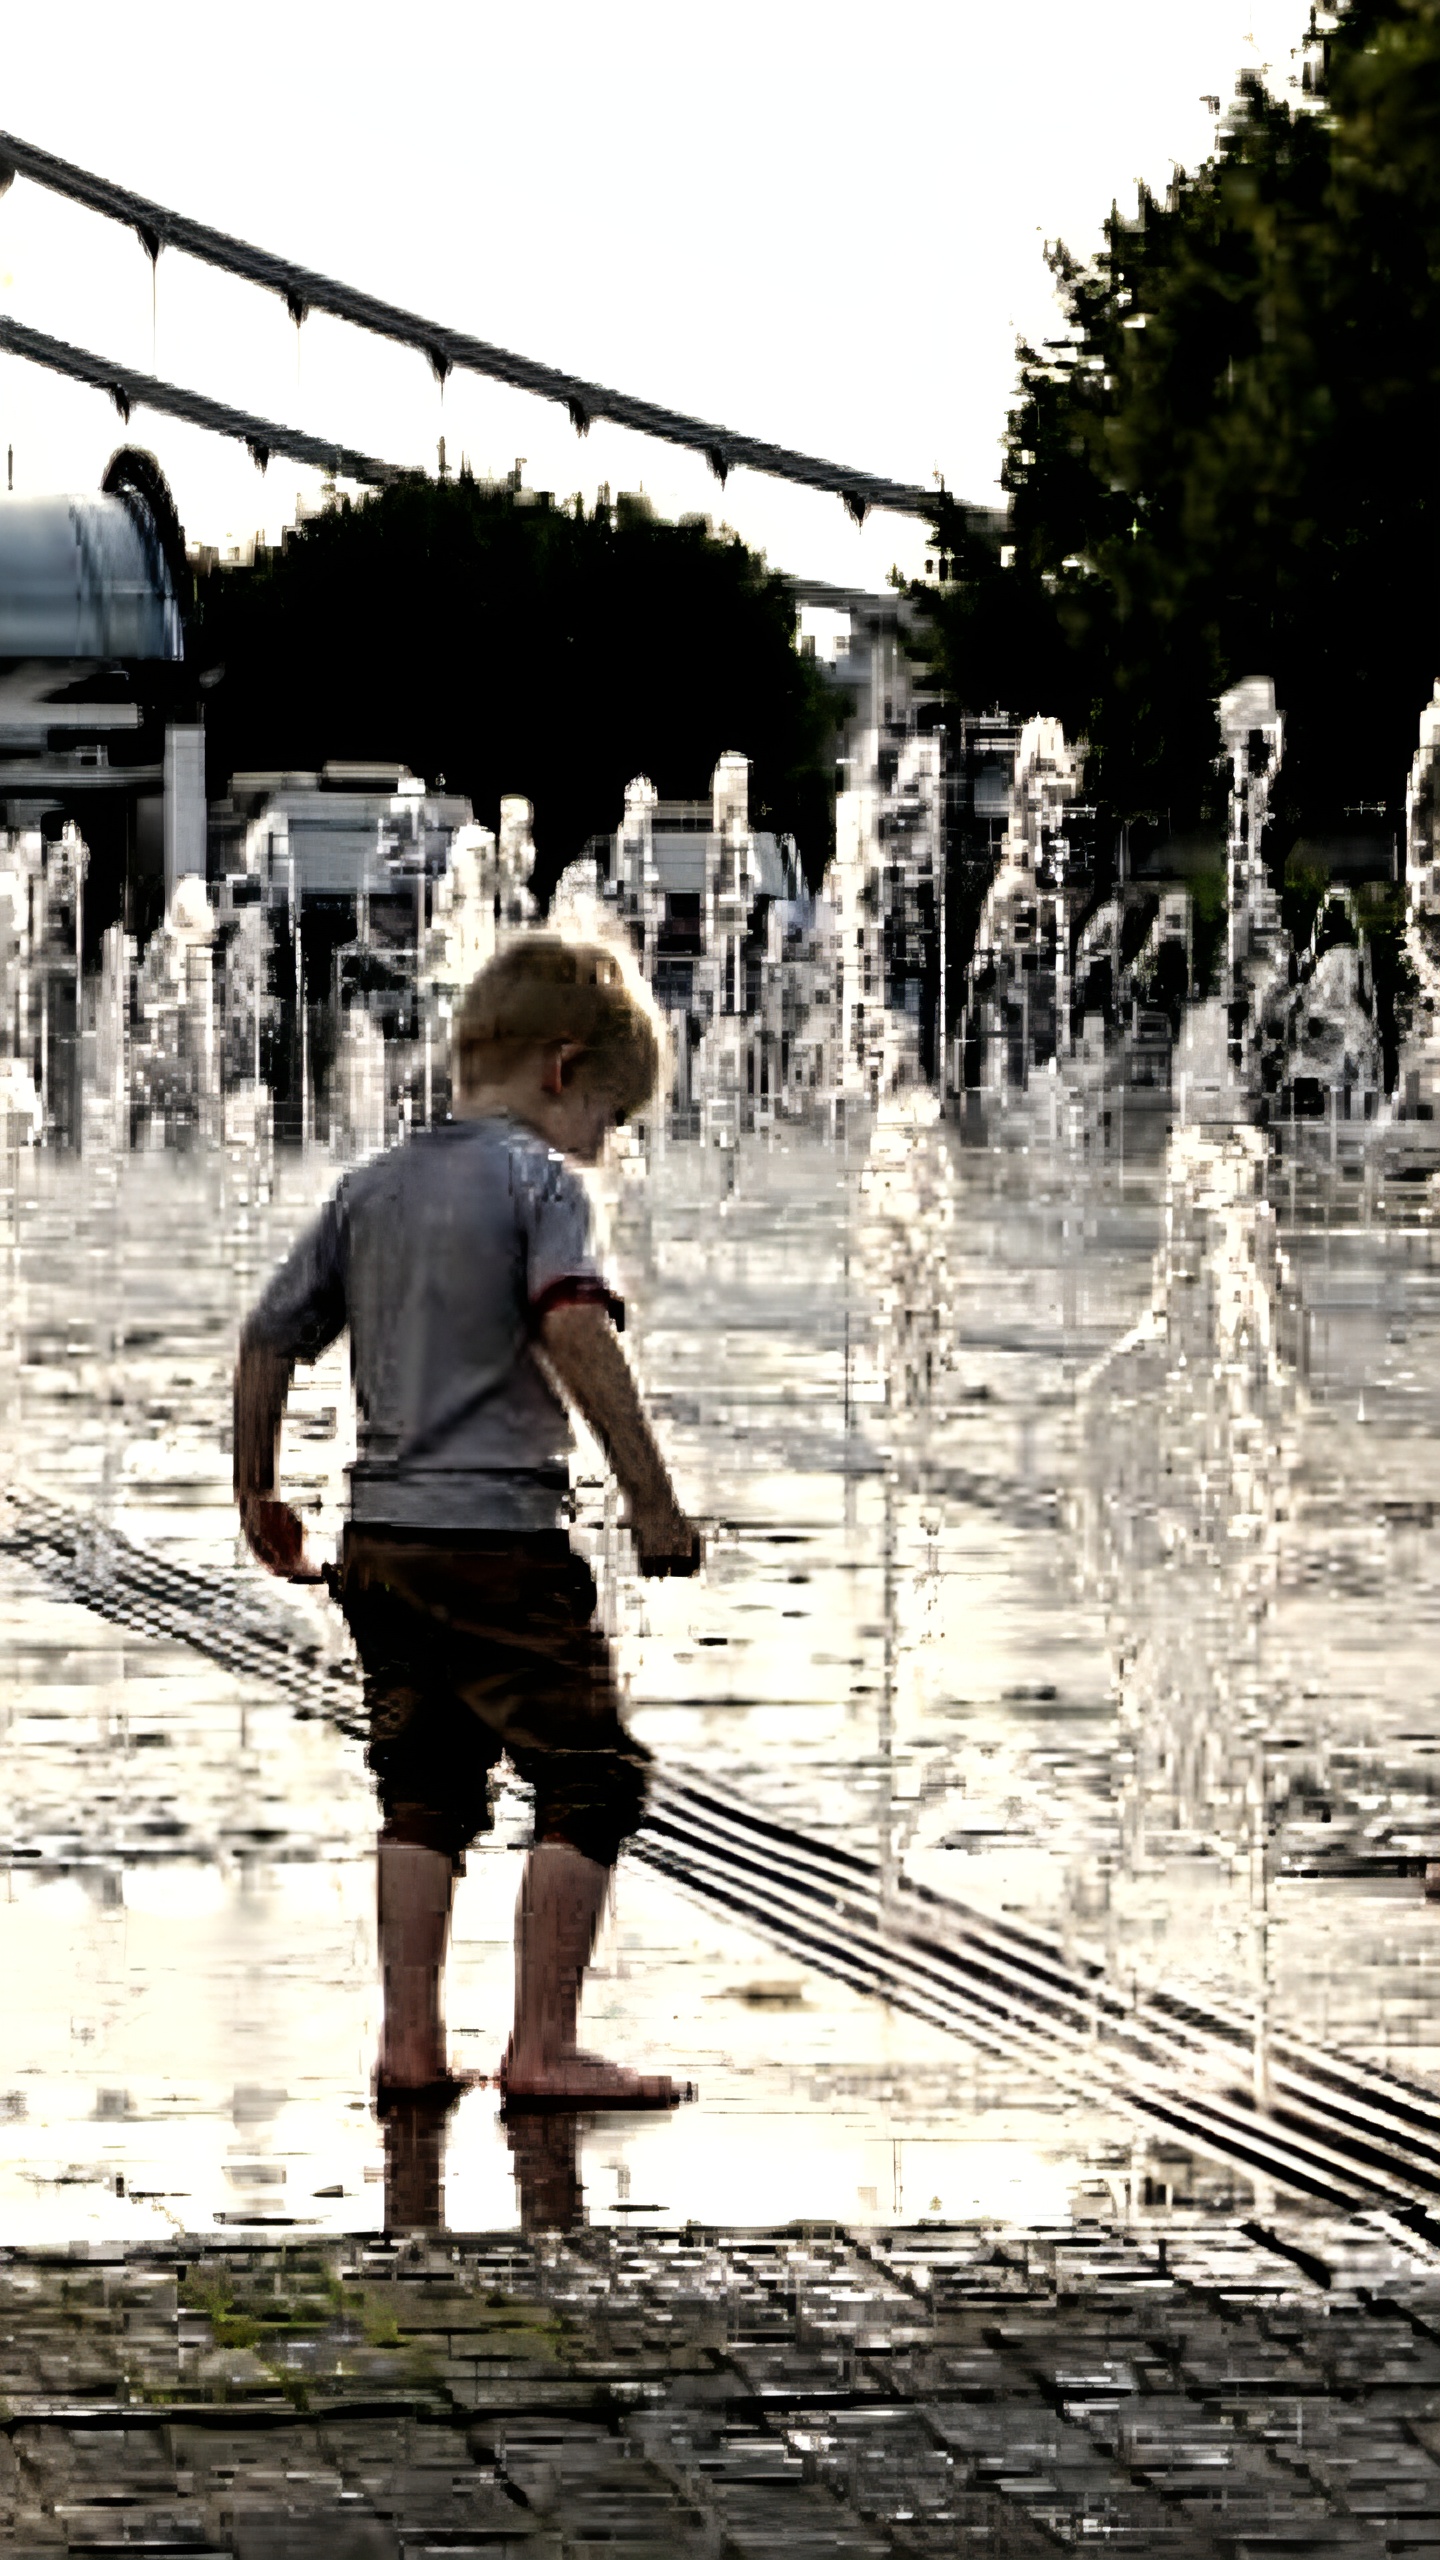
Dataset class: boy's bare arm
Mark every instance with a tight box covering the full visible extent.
[538,1301,700,1572]
[233,1337,320,1580]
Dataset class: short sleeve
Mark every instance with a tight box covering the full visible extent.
[241,1187,350,1364]
[512,1140,625,1333]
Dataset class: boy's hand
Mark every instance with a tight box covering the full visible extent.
[538,1301,702,1576]
[240,1493,323,1583]
[631,1497,703,1578]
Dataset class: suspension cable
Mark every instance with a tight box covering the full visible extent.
[0,127,945,526]
[0,313,402,485]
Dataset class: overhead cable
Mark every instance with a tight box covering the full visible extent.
[0,128,944,526]
[0,314,402,486]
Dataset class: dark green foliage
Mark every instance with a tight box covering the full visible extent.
[193,478,840,900]
[916,0,1440,843]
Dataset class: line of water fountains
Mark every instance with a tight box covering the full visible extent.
[957,674,1440,1187]
[0,748,939,1176]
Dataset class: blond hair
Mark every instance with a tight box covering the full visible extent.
[453,932,662,1116]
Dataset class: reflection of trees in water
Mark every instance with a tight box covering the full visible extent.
[1078,1126,1306,1874]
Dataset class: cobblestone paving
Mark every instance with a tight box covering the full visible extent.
[2,2214,1440,2552]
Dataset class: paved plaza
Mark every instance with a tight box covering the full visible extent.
[3,2212,1440,2553]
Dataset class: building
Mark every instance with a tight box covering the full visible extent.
[202,764,532,1148]
[551,752,839,1134]
[0,449,201,1144]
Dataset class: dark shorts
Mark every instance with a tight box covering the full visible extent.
[337,1526,650,1870]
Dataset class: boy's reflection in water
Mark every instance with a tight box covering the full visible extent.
[502,2109,585,2232]
[381,2089,584,2234]
[380,2089,451,2233]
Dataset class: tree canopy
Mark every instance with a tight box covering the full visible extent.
[192,476,839,900]
[917,0,1440,845]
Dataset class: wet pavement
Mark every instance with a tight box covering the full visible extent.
[0,1105,1168,2238]
[2,2214,1440,2552]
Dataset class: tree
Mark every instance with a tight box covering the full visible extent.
[193,476,840,900]
[916,0,1440,852]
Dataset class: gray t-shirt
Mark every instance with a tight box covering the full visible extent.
[241,1113,622,1532]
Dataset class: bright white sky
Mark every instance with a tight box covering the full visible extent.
[0,0,1314,592]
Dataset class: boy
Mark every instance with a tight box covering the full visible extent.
[233,933,699,2107]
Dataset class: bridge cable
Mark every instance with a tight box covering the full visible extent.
[0,127,948,527]
[0,312,403,487]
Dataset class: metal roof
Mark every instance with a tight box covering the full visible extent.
[0,493,183,660]
[649,831,798,899]
[250,785,475,895]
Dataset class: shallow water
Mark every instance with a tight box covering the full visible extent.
[1,1103,1437,2237]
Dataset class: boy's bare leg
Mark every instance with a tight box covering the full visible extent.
[377,1839,453,2089]
[504,1841,688,2105]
